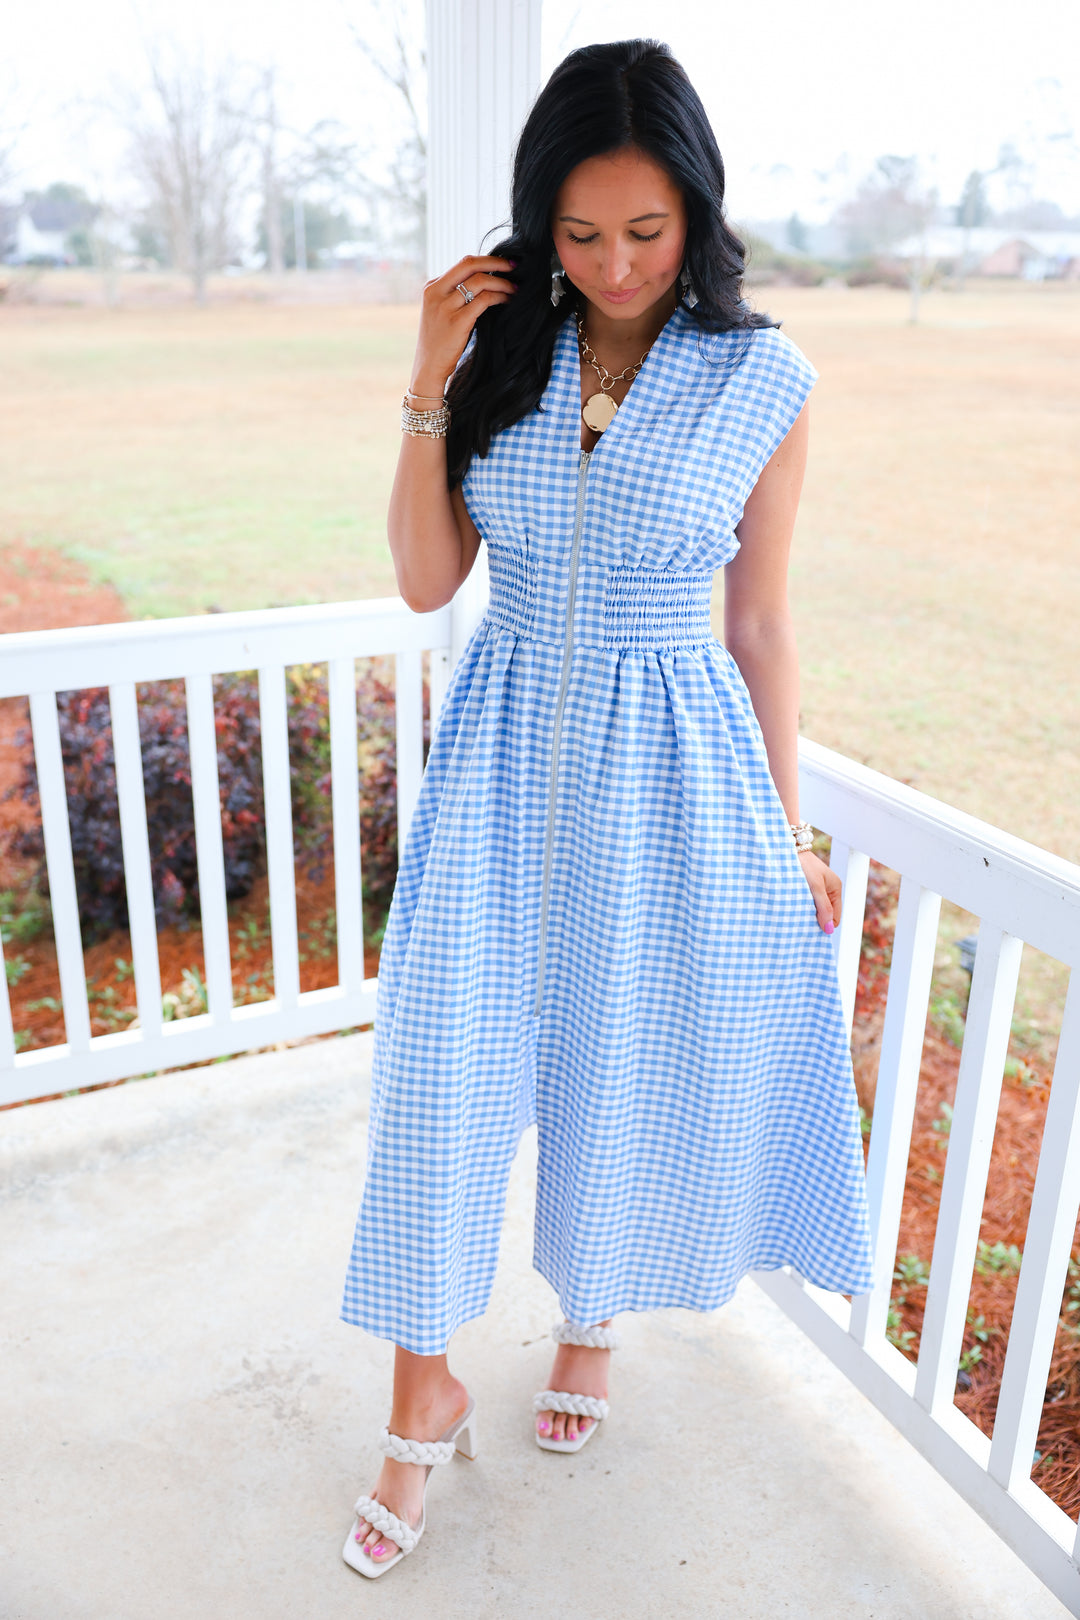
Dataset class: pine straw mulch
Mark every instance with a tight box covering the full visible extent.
[852,862,1080,1516]
[3,862,378,1058]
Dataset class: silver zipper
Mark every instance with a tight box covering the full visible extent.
[533,447,592,1018]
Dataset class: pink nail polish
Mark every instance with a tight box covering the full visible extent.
[538,1421,550,1433]
[824,918,835,934]
[373,1545,385,1557]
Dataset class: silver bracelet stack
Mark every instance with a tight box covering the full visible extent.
[790,820,815,854]
[401,392,450,438]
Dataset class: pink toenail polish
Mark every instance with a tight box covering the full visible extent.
[538,1421,550,1432]
[373,1545,385,1557]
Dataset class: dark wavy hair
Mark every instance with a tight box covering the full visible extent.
[445,37,775,487]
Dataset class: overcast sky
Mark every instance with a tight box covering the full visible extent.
[5,0,1078,224]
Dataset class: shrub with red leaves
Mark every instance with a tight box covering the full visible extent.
[7,662,413,942]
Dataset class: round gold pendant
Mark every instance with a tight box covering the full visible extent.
[582,391,618,433]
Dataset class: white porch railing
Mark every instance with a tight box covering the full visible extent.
[2,605,1079,1612]
[0,600,450,1100]
[760,739,1080,1615]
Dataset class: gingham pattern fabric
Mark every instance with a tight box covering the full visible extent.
[342,303,875,1355]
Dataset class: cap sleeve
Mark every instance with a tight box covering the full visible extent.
[746,326,818,469]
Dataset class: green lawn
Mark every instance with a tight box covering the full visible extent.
[1,280,1077,869]
[0,301,417,618]
[770,280,1079,868]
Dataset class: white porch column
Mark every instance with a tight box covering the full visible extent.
[426,0,543,667]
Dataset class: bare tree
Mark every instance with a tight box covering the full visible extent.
[835,155,934,258]
[270,118,366,269]
[0,71,28,259]
[835,155,938,321]
[260,69,285,276]
[126,41,254,303]
[347,0,426,261]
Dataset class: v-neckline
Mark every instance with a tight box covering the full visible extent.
[559,301,688,457]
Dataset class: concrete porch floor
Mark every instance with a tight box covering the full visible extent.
[0,1032,1068,1620]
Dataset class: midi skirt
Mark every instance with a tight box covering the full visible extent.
[341,305,875,1355]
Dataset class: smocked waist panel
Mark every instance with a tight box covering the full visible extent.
[485,544,715,651]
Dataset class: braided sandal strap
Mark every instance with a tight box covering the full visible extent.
[551,1321,620,1351]
[378,1427,456,1466]
[532,1389,610,1420]
[351,1494,421,1554]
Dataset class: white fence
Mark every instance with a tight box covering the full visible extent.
[2,604,1080,1611]
[0,599,450,1100]
[759,739,1080,1615]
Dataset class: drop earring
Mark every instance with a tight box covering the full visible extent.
[679,264,699,308]
[550,251,566,307]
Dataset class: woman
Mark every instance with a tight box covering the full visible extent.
[341,38,874,1577]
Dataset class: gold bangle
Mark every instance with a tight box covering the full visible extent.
[407,389,446,402]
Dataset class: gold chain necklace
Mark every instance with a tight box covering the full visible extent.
[576,310,653,434]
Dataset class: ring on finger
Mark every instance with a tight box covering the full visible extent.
[455,281,475,305]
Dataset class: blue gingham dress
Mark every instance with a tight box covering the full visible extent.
[342,303,874,1355]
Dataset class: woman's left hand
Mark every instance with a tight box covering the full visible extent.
[798,850,842,934]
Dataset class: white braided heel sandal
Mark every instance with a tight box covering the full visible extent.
[342,1394,478,1579]
[533,1321,618,1454]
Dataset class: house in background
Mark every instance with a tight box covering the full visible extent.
[2,189,98,266]
[894,225,1080,281]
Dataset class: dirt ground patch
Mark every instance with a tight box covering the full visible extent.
[0,537,129,635]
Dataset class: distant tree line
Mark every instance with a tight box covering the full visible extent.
[0,1,426,303]
[737,144,1080,323]
[2,10,1076,308]
[744,148,1078,283]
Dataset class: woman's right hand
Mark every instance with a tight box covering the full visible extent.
[409,254,517,397]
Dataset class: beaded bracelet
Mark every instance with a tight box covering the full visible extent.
[790,820,815,851]
[401,393,451,438]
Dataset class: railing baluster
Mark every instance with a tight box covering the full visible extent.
[185,673,232,1019]
[28,691,92,1051]
[829,840,870,1037]
[428,645,451,731]
[0,931,17,1072]
[915,926,1023,1416]
[989,975,1080,1499]
[395,648,424,852]
[850,879,942,1346]
[109,683,163,1041]
[258,665,300,1009]
[328,656,364,994]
